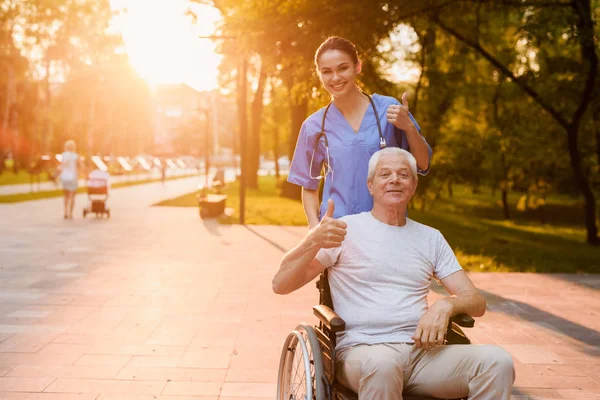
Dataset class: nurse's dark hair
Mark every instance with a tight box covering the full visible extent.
[314,36,360,68]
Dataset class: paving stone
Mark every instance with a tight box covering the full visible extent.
[5,311,51,319]
[0,376,55,392]
[161,381,222,396]
[43,378,166,395]
[115,366,226,382]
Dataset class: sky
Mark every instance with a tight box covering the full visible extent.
[108,0,223,92]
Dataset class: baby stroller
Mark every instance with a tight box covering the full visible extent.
[83,170,110,218]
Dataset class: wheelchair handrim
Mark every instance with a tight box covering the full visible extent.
[277,330,313,400]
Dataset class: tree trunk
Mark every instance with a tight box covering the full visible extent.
[43,58,52,153]
[10,104,20,173]
[248,62,267,189]
[412,37,427,117]
[288,100,308,159]
[596,126,600,170]
[270,84,281,180]
[500,153,511,219]
[87,94,95,156]
[567,124,598,244]
[501,188,510,219]
[594,104,600,168]
[274,126,280,180]
[0,65,14,173]
[1,66,13,149]
[570,0,599,244]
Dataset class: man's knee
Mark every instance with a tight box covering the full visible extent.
[363,354,405,383]
[482,346,515,382]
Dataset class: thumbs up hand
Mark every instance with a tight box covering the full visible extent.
[324,198,335,218]
[311,199,347,249]
[386,92,415,132]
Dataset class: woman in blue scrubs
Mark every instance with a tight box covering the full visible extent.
[288,36,432,228]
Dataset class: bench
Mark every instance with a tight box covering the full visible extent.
[197,182,227,218]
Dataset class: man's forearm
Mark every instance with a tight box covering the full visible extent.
[445,289,486,318]
[272,233,321,295]
[404,125,430,172]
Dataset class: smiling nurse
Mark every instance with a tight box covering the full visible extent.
[288,36,433,227]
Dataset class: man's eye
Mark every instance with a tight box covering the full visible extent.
[401,174,409,178]
[381,173,390,177]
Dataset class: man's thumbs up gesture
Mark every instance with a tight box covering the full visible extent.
[386,92,415,132]
[312,199,347,249]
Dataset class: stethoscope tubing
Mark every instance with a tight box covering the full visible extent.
[316,92,387,153]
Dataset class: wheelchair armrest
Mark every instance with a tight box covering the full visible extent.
[313,305,346,333]
[450,313,475,328]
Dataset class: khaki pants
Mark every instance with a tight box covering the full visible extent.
[337,343,515,400]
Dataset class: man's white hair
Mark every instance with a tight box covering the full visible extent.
[367,147,417,182]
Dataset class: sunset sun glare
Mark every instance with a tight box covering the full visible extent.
[109,0,222,91]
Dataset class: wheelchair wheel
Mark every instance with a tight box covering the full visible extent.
[277,323,325,400]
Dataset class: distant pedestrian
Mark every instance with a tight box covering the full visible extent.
[161,161,167,185]
[57,140,82,219]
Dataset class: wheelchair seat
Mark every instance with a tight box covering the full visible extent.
[277,270,475,400]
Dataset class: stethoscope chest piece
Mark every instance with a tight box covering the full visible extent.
[380,137,387,149]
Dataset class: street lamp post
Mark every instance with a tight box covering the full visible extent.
[237,55,248,225]
[204,108,211,189]
[198,34,247,224]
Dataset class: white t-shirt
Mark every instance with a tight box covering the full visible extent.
[316,212,462,353]
[59,151,78,181]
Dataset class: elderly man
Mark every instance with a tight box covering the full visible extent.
[272,148,514,400]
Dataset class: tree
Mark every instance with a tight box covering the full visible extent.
[424,0,598,243]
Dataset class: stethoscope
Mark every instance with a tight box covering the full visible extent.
[310,92,386,180]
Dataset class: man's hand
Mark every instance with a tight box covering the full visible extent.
[412,299,453,351]
[309,199,347,249]
[386,92,415,132]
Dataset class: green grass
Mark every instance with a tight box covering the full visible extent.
[0,170,51,186]
[0,174,198,203]
[0,169,164,186]
[155,176,599,273]
[156,175,308,226]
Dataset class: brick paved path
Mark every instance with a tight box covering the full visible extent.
[0,178,598,399]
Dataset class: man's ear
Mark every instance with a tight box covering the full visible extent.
[367,179,373,195]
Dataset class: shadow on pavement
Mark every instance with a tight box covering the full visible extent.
[244,225,287,253]
[431,282,600,347]
[550,273,600,291]
[202,218,222,236]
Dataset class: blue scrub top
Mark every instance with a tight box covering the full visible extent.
[288,93,432,220]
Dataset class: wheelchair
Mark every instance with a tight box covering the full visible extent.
[277,270,475,400]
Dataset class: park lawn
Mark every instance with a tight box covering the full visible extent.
[156,176,598,274]
[0,170,51,185]
[0,174,197,203]
[156,175,307,226]
[0,169,160,186]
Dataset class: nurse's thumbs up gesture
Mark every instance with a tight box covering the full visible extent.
[386,92,415,132]
[311,199,347,249]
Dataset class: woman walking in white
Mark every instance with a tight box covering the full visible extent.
[58,140,80,219]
